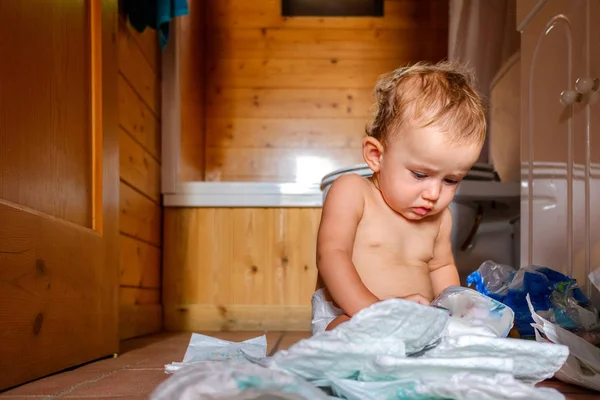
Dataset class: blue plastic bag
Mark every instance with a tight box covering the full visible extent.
[467,261,594,337]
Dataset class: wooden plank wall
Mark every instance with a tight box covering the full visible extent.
[117,16,163,339]
[163,0,449,331]
[180,0,449,182]
[163,208,321,331]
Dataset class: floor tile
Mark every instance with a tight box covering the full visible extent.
[537,379,600,398]
[0,369,105,397]
[61,369,168,398]
[59,397,149,399]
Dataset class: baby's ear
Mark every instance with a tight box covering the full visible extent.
[362,136,384,172]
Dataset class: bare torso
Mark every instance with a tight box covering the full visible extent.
[318,176,443,303]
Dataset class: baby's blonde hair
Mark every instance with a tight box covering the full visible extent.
[366,61,486,145]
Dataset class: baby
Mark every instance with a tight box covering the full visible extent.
[312,61,487,334]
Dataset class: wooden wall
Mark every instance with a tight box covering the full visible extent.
[164,0,449,331]
[180,0,449,183]
[163,208,321,331]
[117,17,163,339]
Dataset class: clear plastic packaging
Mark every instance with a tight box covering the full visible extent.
[466,260,517,297]
[431,285,515,338]
[468,260,600,339]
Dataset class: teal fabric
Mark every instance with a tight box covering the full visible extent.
[123,0,189,51]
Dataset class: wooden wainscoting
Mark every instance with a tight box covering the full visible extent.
[117,17,163,339]
[179,0,449,182]
[163,207,321,331]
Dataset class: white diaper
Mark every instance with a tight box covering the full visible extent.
[311,288,345,335]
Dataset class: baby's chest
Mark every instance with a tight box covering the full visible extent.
[356,216,439,260]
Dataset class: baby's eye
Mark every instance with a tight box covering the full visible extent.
[444,178,459,185]
[411,171,427,179]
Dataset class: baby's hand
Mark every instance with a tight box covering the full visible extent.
[400,293,431,306]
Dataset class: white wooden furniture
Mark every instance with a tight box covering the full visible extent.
[518,0,600,298]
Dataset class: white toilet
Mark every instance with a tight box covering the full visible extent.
[320,163,521,283]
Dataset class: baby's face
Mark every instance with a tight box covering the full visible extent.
[368,121,482,220]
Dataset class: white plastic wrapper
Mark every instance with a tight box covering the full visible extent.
[164,333,267,374]
[154,288,570,400]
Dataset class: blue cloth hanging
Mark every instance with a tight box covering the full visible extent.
[122,0,189,51]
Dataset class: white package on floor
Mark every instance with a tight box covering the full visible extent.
[527,294,600,392]
[262,295,569,399]
[165,333,267,374]
[327,373,565,400]
[155,288,570,400]
[265,298,450,380]
[152,360,332,400]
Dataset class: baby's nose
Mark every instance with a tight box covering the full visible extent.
[422,182,441,200]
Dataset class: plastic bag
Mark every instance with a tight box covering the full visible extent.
[549,280,599,331]
[467,261,599,338]
[431,286,515,338]
[466,260,517,299]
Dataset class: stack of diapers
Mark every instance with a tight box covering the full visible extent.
[152,286,570,400]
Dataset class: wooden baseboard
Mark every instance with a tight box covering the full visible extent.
[119,304,163,339]
[163,304,311,331]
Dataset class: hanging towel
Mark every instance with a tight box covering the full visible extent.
[122,0,189,51]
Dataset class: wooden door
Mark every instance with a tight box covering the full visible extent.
[519,0,586,280]
[0,0,119,389]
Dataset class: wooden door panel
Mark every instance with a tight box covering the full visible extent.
[0,0,118,390]
[0,1,92,227]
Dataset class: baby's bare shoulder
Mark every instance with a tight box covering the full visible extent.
[329,173,370,192]
[321,173,370,221]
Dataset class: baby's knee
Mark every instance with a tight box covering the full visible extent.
[326,314,351,331]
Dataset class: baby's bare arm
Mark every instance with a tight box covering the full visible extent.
[316,175,379,316]
[429,208,460,297]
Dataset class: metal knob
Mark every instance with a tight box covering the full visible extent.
[560,89,582,105]
[575,77,600,94]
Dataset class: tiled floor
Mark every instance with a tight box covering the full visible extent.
[1,331,597,399]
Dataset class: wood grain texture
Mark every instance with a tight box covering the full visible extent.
[118,75,161,160]
[206,118,367,148]
[163,208,321,331]
[119,304,162,339]
[179,0,206,182]
[0,0,120,389]
[205,148,362,182]
[206,28,445,60]
[119,182,162,247]
[180,0,448,181]
[207,58,406,89]
[118,21,160,114]
[119,128,161,202]
[121,15,160,74]
[0,0,92,227]
[119,234,161,288]
[119,288,162,338]
[120,287,161,305]
[0,202,117,388]
[205,88,374,118]
[205,0,448,30]
[117,15,163,339]
[164,304,311,331]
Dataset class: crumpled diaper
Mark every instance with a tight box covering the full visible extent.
[268,287,569,399]
[154,287,570,400]
[151,360,330,400]
[311,287,345,335]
